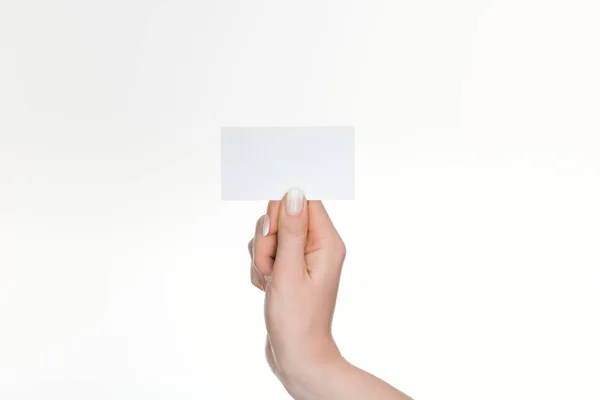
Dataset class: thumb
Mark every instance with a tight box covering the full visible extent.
[274,188,308,281]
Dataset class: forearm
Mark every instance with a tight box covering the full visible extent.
[281,357,412,400]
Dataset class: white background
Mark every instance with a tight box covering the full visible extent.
[1,1,599,399]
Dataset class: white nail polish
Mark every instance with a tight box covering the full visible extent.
[286,188,304,215]
[262,214,270,236]
[251,237,256,267]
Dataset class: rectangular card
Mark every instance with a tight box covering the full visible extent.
[221,126,354,200]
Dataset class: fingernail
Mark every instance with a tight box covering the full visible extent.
[251,237,256,267]
[262,214,270,236]
[285,188,304,215]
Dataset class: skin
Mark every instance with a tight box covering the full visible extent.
[248,191,412,400]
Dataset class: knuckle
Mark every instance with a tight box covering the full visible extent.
[253,257,268,275]
[333,238,347,261]
[250,269,264,290]
[254,253,274,276]
[280,225,306,238]
[251,281,263,291]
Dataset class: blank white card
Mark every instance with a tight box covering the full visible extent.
[221,126,354,200]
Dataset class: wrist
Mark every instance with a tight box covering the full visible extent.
[279,353,350,400]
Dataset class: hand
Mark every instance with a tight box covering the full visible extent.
[248,188,346,386]
[248,189,411,400]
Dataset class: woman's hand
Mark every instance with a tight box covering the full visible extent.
[248,189,345,383]
[248,188,411,400]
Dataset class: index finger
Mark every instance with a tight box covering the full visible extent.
[263,200,281,237]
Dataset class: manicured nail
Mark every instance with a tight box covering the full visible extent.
[251,238,256,267]
[262,214,270,236]
[285,188,304,215]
